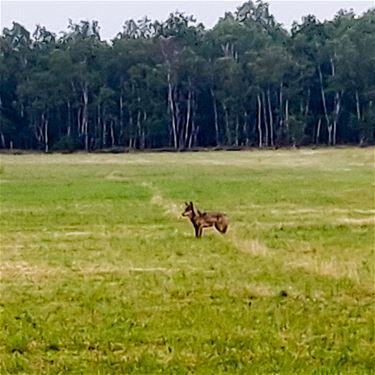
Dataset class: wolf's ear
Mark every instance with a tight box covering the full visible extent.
[190,201,193,205]
[185,201,188,206]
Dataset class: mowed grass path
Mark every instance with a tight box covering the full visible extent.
[0,149,374,374]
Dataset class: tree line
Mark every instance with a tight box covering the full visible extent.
[1,1,374,151]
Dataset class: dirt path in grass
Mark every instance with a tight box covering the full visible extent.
[142,184,373,285]
[144,183,271,258]
[142,181,182,218]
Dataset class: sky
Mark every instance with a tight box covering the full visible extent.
[1,0,374,40]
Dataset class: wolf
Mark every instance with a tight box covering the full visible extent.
[182,201,229,238]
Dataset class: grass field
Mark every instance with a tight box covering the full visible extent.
[0,148,374,374]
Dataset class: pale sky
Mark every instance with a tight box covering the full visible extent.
[1,0,374,40]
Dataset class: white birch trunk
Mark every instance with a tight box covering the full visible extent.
[267,87,274,147]
[332,91,342,146]
[355,90,361,121]
[318,66,332,145]
[82,83,89,151]
[167,71,178,149]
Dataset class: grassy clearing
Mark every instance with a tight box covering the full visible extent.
[0,148,374,374]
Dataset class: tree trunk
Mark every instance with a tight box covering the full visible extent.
[355,90,361,121]
[210,88,219,146]
[257,94,262,148]
[77,107,82,137]
[97,103,102,148]
[82,83,89,151]
[176,98,182,148]
[184,82,192,148]
[285,98,289,143]
[103,118,107,148]
[141,111,147,149]
[330,58,340,146]
[0,133,5,148]
[305,88,310,117]
[167,71,178,149]
[110,120,115,147]
[279,83,283,133]
[285,99,289,130]
[67,100,71,137]
[267,87,274,147]
[45,119,49,153]
[188,92,196,149]
[235,115,239,146]
[261,91,269,147]
[328,124,333,146]
[330,57,335,77]
[332,91,342,146]
[129,111,134,149]
[316,118,321,144]
[119,89,125,145]
[223,103,231,145]
[137,108,141,149]
[42,112,49,153]
[0,97,4,148]
[244,111,249,146]
[318,66,331,145]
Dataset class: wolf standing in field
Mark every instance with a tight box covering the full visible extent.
[182,201,229,238]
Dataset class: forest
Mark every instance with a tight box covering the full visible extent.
[0,1,374,151]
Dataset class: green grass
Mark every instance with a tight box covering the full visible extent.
[0,148,374,374]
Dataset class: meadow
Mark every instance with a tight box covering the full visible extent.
[0,148,374,374]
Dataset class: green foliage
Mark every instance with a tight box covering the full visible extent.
[0,2,374,150]
[0,149,374,373]
[51,135,77,152]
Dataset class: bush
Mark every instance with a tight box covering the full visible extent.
[52,135,77,152]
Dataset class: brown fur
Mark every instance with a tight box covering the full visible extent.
[182,201,229,238]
